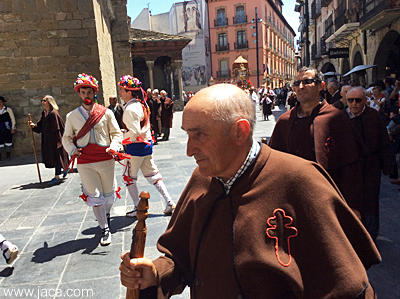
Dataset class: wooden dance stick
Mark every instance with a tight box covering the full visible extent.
[28,114,42,183]
[126,191,150,299]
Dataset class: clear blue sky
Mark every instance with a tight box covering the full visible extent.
[127,0,299,39]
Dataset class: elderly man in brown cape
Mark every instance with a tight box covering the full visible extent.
[344,86,392,240]
[120,84,380,299]
[269,67,367,219]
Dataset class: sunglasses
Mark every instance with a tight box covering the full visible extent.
[347,98,363,103]
[41,99,48,103]
[292,78,320,87]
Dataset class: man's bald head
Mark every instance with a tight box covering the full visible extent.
[186,84,256,136]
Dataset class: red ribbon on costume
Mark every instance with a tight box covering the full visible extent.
[123,174,134,185]
[108,149,131,166]
[122,137,132,145]
[115,186,122,199]
[123,136,151,146]
[79,192,88,202]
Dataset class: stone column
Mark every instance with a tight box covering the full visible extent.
[173,60,183,101]
[146,61,155,89]
[171,60,184,111]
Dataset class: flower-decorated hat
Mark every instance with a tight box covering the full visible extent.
[74,73,99,93]
[118,75,141,91]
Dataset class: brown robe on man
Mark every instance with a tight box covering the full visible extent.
[269,101,368,212]
[344,106,392,239]
[147,94,162,136]
[148,145,380,299]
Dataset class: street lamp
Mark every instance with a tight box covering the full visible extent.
[251,8,263,88]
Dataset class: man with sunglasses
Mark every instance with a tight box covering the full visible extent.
[270,67,367,219]
[344,87,392,241]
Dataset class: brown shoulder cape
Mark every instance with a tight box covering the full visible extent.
[151,145,380,299]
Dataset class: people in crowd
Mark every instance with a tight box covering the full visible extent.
[287,89,298,110]
[260,86,274,121]
[389,77,400,107]
[327,81,341,104]
[0,233,18,264]
[269,67,367,219]
[344,86,392,240]
[62,73,123,246]
[160,90,174,141]
[248,87,259,119]
[108,95,124,129]
[29,95,69,184]
[119,83,380,298]
[0,96,16,160]
[117,76,176,217]
[332,85,351,110]
[148,89,162,143]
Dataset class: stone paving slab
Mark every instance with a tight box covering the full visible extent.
[0,106,399,298]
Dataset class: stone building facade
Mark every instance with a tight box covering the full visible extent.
[297,0,400,85]
[0,0,132,157]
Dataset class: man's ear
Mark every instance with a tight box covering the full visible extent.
[233,119,250,145]
[319,81,326,92]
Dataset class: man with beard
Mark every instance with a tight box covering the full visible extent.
[62,73,123,246]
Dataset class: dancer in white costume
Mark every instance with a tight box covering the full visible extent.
[62,73,123,246]
[117,75,176,217]
[0,233,18,264]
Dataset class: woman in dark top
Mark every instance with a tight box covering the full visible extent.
[29,95,69,184]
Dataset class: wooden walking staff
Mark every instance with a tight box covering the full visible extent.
[28,114,42,183]
[126,191,150,299]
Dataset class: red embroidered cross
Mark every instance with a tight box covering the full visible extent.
[266,208,298,267]
[79,193,88,202]
[324,136,336,157]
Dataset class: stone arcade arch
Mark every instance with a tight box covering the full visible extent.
[321,62,336,73]
[132,57,149,88]
[373,30,400,81]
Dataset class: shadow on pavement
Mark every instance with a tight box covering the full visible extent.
[31,216,140,263]
[0,267,14,277]
[12,179,67,190]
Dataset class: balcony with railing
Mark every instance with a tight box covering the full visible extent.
[217,69,231,79]
[233,15,247,24]
[334,0,347,29]
[325,15,334,38]
[321,0,333,7]
[214,17,228,27]
[321,35,328,55]
[215,43,230,52]
[359,0,400,30]
[234,40,248,50]
[311,0,322,19]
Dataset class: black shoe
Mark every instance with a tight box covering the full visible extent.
[100,228,111,246]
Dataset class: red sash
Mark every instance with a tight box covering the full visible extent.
[77,143,113,164]
[73,103,107,146]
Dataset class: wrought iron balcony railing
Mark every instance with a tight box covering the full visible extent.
[215,43,230,52]
[233,15,247,24]
[234,40,248,50]
[214,17,228,27]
